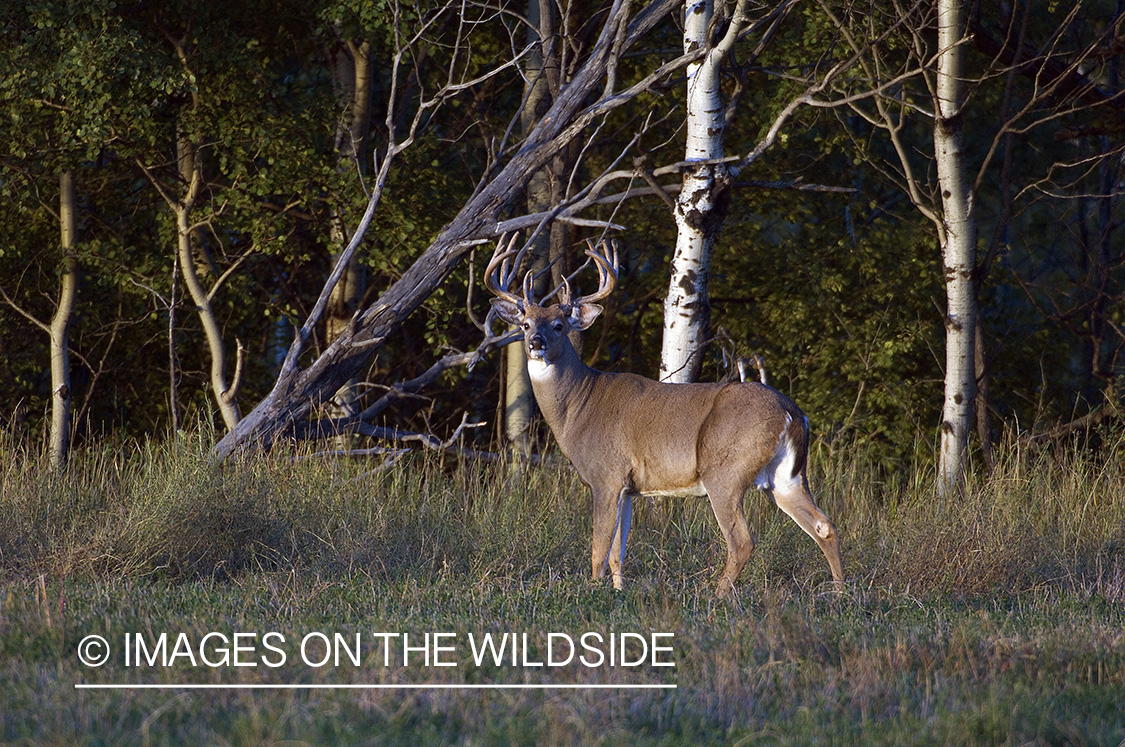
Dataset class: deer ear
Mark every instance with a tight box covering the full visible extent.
[490,297,523,326]
[569,302,603,331]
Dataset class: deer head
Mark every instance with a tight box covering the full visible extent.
[485,237,618,370]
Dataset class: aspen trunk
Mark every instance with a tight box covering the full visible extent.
[48,169,79,469]
[660,0,729,383]
[935,0,977,493]
[176,210,242,431]
[174,132,242,431]
[504,0,559,455]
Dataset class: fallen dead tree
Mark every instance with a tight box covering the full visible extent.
[212,0,684,458]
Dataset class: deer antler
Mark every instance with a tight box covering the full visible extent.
[521,266,536,306]
[484,233,526,307]
[570,239,619,307]
[490,236,618,311]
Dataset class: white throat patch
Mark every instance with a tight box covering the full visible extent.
[526,357,552,381]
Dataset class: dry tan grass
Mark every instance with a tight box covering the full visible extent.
[2,429,1124,744]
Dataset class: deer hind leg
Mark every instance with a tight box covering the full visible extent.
[703,477,755,598]
[771,478,844,584]
[591,487,631,590]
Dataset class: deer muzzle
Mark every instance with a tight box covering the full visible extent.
[527,334,547,359]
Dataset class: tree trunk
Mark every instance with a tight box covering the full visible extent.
[212,0,680,459]
[935,0,977,493]
[327,38,372,422]
[174,131,243,431]
[48,169,79,469]
[168,249,180,432]
[504,0,560,455]
[660,0,731,383]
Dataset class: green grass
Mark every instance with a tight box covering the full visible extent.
[1,430,1124,745]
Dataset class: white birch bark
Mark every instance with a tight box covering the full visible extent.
[173,131,243,431]
[48,169,79,469]
[660,0,730,383]
[934,0,977,492]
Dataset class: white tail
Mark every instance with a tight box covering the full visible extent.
[487,238,843,597]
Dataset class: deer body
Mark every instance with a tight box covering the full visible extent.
[488,239,844,596]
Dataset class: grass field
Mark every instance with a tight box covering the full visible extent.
[1,430,1124,745]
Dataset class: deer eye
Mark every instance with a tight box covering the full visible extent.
[552,321,564,332]
[522,322,530,331]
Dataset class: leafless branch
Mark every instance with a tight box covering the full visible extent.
[74,295,125,429]
[291,317,521,444]
[299,413,523,467]
[0,283,49,333]
[213,0,689,457]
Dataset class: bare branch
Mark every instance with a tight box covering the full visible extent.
[205,250,252,303]
[292,320,521,444]
[134,157,180,212]
[213,0,686,457]
[298,414,521,467]
[276,183,383,381]
[0,283,49,333]
[74,295,125,429]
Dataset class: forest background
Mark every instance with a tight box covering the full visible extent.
[1,0,1122,476]
[3,3,1125,741]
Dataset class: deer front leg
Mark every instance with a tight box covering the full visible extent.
[591,486,631,589]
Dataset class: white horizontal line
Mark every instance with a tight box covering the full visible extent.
[75,683,676,690]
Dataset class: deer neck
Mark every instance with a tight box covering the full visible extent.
[525,345,597,436]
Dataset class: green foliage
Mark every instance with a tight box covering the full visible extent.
[711,192,942,465]
[0,0,1120,466]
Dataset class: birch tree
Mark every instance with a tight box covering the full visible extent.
[138,104,246,432]
[210,0,894,458]
[48,171,80,468]
[659,0,743,383]
[0,1,133,466]
[0,172,81,468]
[133,11,328,434]
[933,0,976,491]
[820,0,1124,485]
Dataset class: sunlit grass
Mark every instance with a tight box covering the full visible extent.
[1,429,1124,744]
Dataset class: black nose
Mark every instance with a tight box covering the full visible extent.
[528,335,545,351]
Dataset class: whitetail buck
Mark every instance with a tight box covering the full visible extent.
[486,237,844,596]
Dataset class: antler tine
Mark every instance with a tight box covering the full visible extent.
[573,238,619,307]
[557,277,572,307]
[484,233,524,306]
[521,269,536,305]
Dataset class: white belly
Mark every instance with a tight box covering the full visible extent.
[638,481,707,498]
